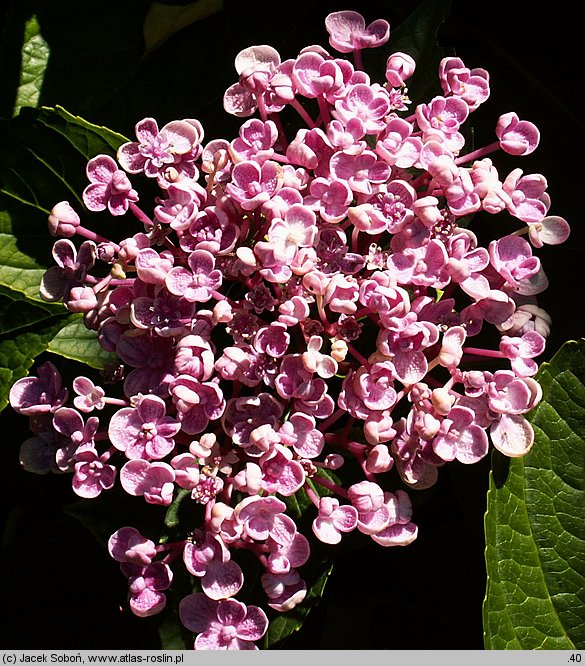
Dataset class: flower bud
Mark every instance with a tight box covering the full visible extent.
[48,201,80,237]
[66,286,98,313]
[385,52,416,87]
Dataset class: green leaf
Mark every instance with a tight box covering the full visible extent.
[144,0,223,53]
[483,339,585,649]
[0,314,68,411]
[47,315,117,370]
[35,106,128,159]
[13,14,49,115]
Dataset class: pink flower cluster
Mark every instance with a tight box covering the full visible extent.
[9,9,569,650]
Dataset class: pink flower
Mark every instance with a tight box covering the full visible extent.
[83,154,139,215]
[439,56,490,111]
[48,201,81,237]
[226,160,283,210]
[258,445,306,496]
[416,96,469,153]
[312,496,358,544]
[489,235,547,295]
[120,459,176,505]
[40,239,96,302]
[170,375,225,435]
[432,406,489,464]
[278,411,324,458]
[496,112,540,156]
[230,118,278,163]
[179,593,268,650]
[292,52,344,99]
[303,177,353,224]
[499,330,546,377]
[329,149,390,195]
[267,203,318,263]
[108,394,180,460]
[165,249,223,303]
[234,495,287,541]
[9,361,68,415]
[325,11,390,53]
[108,527,157,566]
[385,52,416,87]
[261,570,307,612]
[183,532,244,600]
[72,448,116,498]
[117,117,202,181]
[527,215,570,248]
[333,83,391,134]
[490,413,534,457]
[348,480,392,535]
[121,561,173,617]
[503,168,550,223]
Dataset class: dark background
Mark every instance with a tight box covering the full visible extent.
[0,0,582,650]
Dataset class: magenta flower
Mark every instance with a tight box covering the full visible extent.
[165,249,223,303]
[304,177,353,224]
[329,150,390,195]
[234,495,287,541]
[48,201,81,237]
[83,154,139,215]
[170,375,226,435]
[496,112,540,156]
[312,496,358,544]
[108,394,180,460]
[9,361,68,415]
[72,448,116,498]
[225,159,283,210]
[117,117,202,180]
[121,561,173,617]
[432,406,489,464]
[108,527,157,566]
[333,83,391,134]
[325,10,390,53]
[439,56,490,111]
[179,593,268,650]
[261,570,307,612]
[40,238,96,302]
[120,459,176,505]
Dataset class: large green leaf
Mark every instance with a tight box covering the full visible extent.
[47,315,117,370]
[483,339,585,649]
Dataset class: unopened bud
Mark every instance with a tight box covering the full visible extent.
[48,201,80,238]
